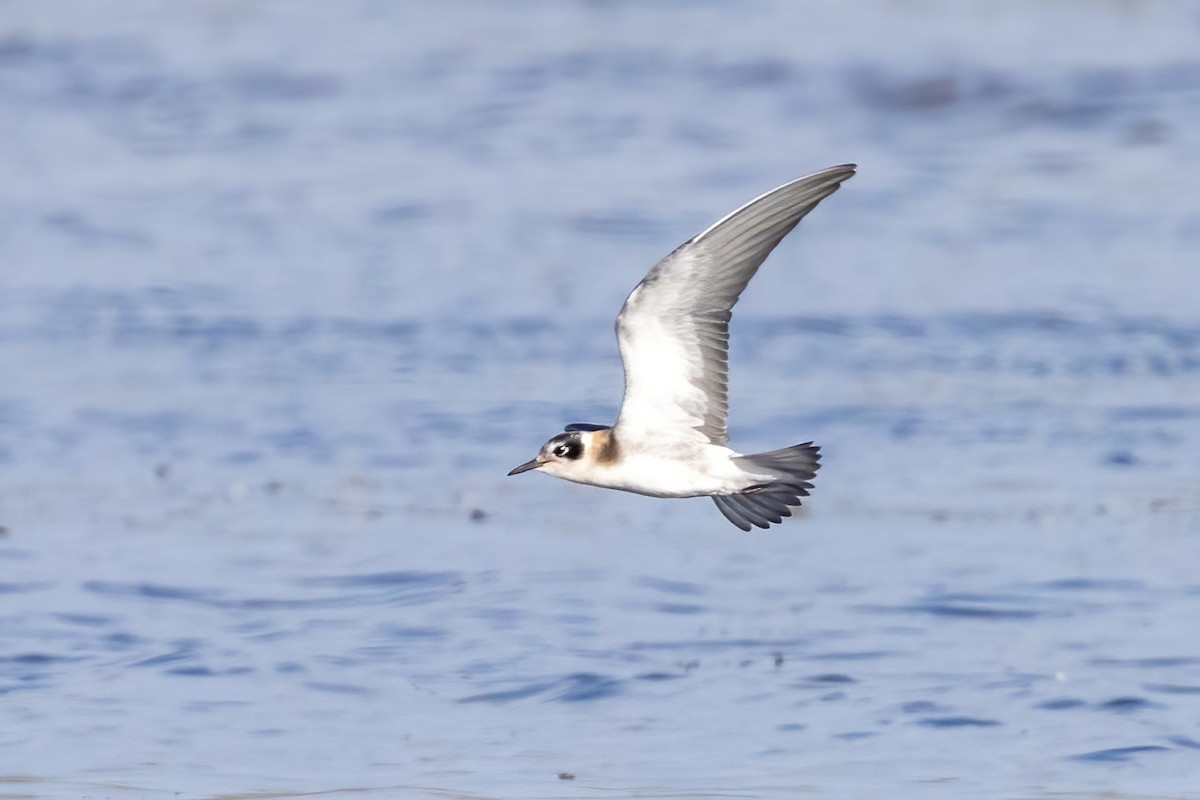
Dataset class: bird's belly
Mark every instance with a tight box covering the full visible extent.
[580,451,744,498]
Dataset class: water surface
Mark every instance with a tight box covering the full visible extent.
[2,2,1199,798]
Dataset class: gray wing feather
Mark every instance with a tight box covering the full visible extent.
[614,164,856,444]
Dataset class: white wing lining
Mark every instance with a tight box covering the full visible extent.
[613,165,857,445]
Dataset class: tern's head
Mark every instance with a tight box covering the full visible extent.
[507,427,617,480]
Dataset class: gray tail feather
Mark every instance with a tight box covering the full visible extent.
[711,442,820,531]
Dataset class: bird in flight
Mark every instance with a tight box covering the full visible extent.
[508,164,856,530]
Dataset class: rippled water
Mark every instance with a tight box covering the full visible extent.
[2,2,1200,798]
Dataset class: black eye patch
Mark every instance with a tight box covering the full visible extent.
[551,438,583,460]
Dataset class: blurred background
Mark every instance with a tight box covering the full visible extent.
[1,2,1198,798]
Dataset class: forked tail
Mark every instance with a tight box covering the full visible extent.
[711,442,820,531]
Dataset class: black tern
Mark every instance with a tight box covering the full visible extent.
[509,165,856,530]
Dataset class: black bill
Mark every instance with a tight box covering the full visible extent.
[507,458,542,476]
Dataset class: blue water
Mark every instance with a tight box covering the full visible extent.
[2,2,1200,798]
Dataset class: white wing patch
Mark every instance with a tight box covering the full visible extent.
[616,295,730,444]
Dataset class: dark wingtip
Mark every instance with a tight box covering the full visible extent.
[712,495,753,531]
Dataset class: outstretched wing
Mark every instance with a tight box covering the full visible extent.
[613,165,856,444]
